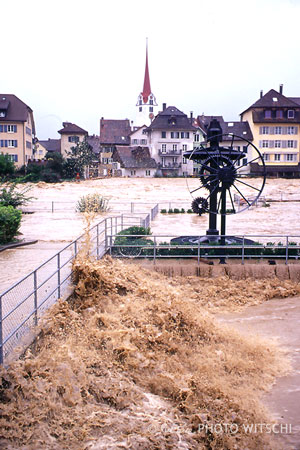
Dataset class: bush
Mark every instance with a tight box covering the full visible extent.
[40,168,61,183]
[76,193,110,213]
[168,209,173,214]
[113,226,152,256]
[160,209,167,214]
[180,208,185,213]
[173,208,180,213]
[0,206,22,244]
[0,154,15,178]
[187,209,193,213]
[0,183,33,208]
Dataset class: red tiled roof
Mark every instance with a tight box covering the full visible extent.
[58,122,88,135]
[100,119,131,145]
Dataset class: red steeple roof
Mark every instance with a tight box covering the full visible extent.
[142,40,151,104]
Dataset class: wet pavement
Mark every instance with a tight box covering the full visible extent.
[217,296,300,449]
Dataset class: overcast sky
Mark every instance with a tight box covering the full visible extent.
[2,0,300,139]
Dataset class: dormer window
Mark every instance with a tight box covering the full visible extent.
[276,110,283,118]
[288,110,295,119]
[168,116,177,126]
[0,112,5,118]
[264,110,271,118]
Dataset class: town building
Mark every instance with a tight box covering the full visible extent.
[36,138,61,159]
[0,94,35,167]
[240,86,300,177]
[112,146,157,177]
[135,41,158,127]
[144,104,197,176]
[99,118,131,175]
[58,122,88,158]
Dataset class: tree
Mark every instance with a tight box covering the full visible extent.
[0,154,15,178]
[64,138,96,179]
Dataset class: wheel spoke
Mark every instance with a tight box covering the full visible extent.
[200,162,218,173]
[204,182,220,204]
[217,190,223,213]
[203,144,219,166]
[237,155,261,170]
[228,188,236,213]
[232,184,251,206]
[190,185,204,194]
[235,178,261,192]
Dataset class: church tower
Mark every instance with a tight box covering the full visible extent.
[135,40,158,126]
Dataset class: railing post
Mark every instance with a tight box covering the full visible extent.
[286,236,289,265]
[121,214,124,231]
[105,219,108,252]
[242,236,245,265]
[109,235,112,256]
[154,236,156,264]
[57,253,61,299]
[0,295,3,365]
[33,270,38,326]
[131,202,134,213]
[96,224,99,259]
[74,239,78,256]
[52,201,54,213]
[197,239,200,265]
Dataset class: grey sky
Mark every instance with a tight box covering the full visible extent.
[2,0,300,139]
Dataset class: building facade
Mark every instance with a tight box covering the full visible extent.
[58,122,88,158]
[145,104,196,176]
[0,94,35,167]
[240,86,300,177]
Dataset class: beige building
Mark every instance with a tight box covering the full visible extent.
[241,86,300,177]
[0,94,35,167]
[58,122,88,158]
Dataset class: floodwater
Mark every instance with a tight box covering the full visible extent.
[0,177,300,291]
[217,296,300,449]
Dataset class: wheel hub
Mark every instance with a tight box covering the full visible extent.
[218,165,236,187]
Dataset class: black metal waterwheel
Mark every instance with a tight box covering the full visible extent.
[186,133,266,215]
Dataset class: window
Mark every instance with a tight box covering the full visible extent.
[262,140,269,148]
[275,126,282,134]
[182,157,187,164]
[261,126,269,134]
[132,139,138,145]
[287,110,295,119]
[276,110,283,119]
[171,132,179,138]
[150,100,153,105]
[173,144,177,151]
[181,132,190,138]
[275,140,281,148]
[242,158,247,165]
[26,126,31,135]
[161,131,166,138]
[26,141,31,149]
[194,134,200,142]
[243,145,248,153]
[8,125,17,133]
[68,136,79,143]
[182,144,187,151]
[131,170,136,176]
[7,140,17,147]
[161,144,166,153]
[274,154,281,161]
[287,140,294,148]
[139,107,142,112]
[0,112,5,117]
[140,139,147,145]
[285,154,297,161]
[264,110,271,118]
[149,107,153,112]
[7,154,18,162]
[145,170,151,176]
[263,153,270,161]
[139,100,142,105]
[287,126,296,134]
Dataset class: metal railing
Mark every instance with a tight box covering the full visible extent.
[109,233,300,265]
[0,206,160,366]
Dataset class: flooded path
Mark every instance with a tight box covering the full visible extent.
[217,296,300,449]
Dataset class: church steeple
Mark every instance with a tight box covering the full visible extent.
[135,39,158,126]
[142,40,151,103]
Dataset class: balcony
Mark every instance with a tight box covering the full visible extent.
[158,162,182,169]
[158,149,182,156]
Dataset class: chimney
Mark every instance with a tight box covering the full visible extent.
[260,90,263,98]
[279,84,283,94]
[162,103,166,111]
[190,111,193,121]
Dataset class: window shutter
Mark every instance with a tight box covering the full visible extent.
[295,127,298,135]
[0,140,3,147]
[259,140,262,147]
[269,127,274,134]
[269,140,274,148]
[5,140,8,147]
[15,155,18,162]
[282,127,287,135]
[14,140,18,147]
[0,125,2,132]
[14,125,17,132]
[294,140,297,148]
[282,140,287,148]
[4,125,7,132]
[259,127,263,134]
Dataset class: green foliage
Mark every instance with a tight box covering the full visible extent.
[64,138,96,178]
[180,208,185,213]
[160,209,167,214]
[76,193,110,213]
[187,209,193,213]
[113,226,152,257]
[45,152,65,176]
[173,208,180,213]
[0,154,15,178]
[0,183,33,208]
[168,209,173,214]
[0,206,22,244]
[117,226,151,237]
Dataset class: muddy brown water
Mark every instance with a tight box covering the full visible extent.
[217,297,300,450]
